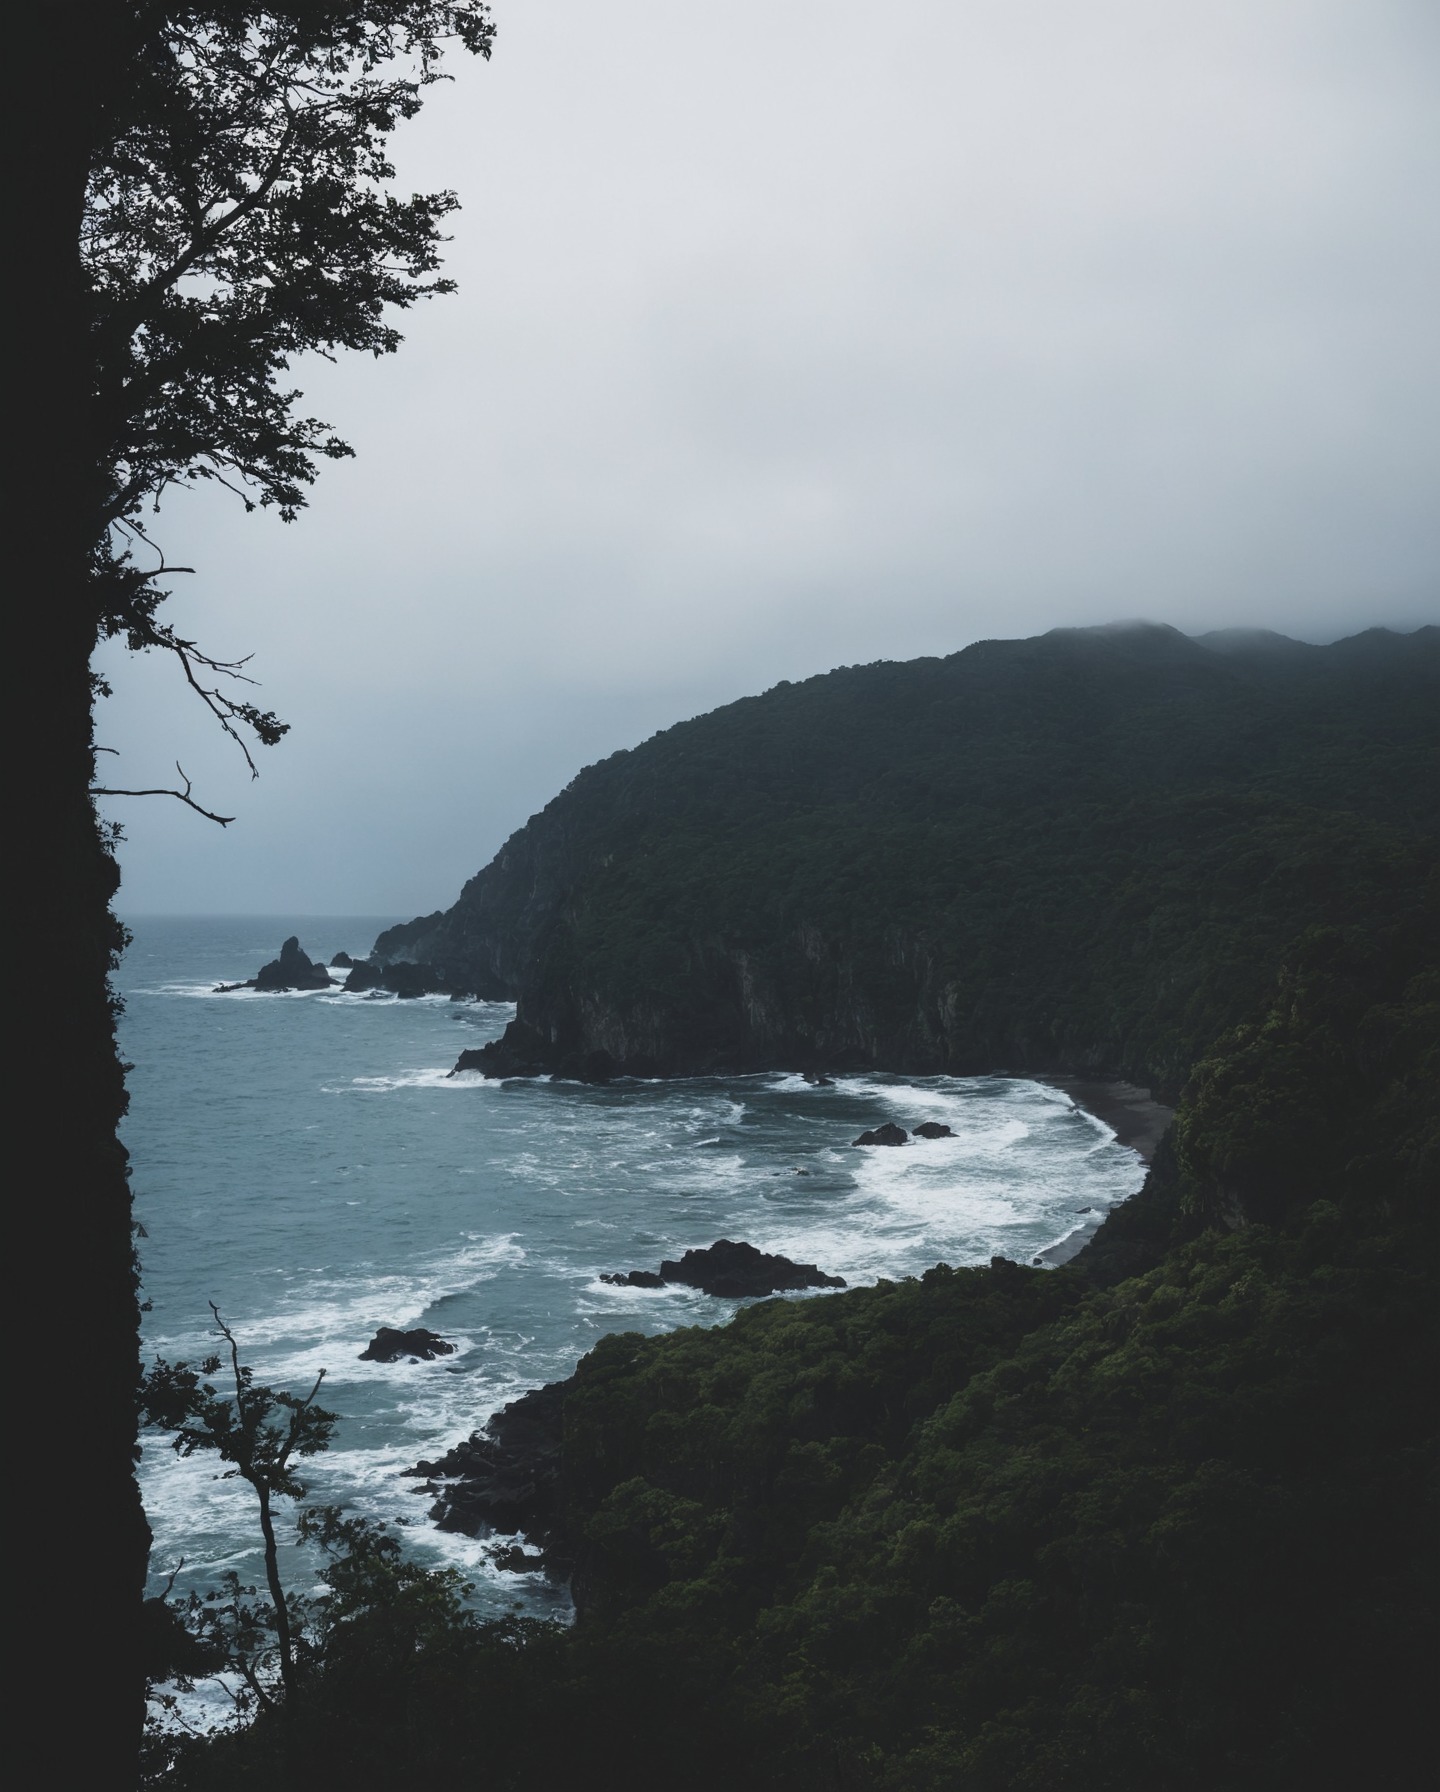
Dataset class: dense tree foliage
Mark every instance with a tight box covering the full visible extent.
[382,623,1439,1098]
[170,634,1437,1790]
[88,1,494,770]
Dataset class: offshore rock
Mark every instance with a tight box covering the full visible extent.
[330,950,354,968]
[656,1239,845,1298]
[600,1269,667,1289]
[223,936,334,992]
[854,1123,909,1147]
[913,1121,955,1139]
[359,1326,455,1363]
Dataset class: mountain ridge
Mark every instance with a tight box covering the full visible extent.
[375,621,1439,1097]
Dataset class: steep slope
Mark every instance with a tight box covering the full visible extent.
[375,622,1439,1095]
[177,882,1438,1792]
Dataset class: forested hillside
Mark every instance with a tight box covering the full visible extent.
[174,620,1438,1790]
[175,895,1438,1791]
[377,622,1438,1098]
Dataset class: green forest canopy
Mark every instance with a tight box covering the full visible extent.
[179,620,1438,1789]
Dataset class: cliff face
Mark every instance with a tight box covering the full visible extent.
[377,622,1440,1095]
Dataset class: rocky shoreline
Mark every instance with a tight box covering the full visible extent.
[409,1077,1173,1579]
[214,934,463,999]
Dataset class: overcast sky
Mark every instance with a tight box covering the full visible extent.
[97,0,1440,916]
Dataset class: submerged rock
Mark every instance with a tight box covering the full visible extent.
[359,1326,456,1363]
[913,1121,955,1140]
[853,1122,909,1147]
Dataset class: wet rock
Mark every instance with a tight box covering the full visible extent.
[359,1326,456,1363]
[251,936,334,992]
[853,1122,909,1147]
[344,958,447,997]
[409,1380,567,1548]
[331,950,354,967]
[382,960,444,999]
[657,1239,845,1298]
[489,1543,546,1573]
[600,1269,667,1289]
[453,1019,556,1079]
[913,1121,955,1140]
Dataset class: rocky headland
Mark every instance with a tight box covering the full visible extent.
[380,624,1437,1107]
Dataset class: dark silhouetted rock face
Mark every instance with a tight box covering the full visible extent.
[252,937,333,991]
[854,1123,908,1147]
[381,960,444,999]
[450,1023,618,1084]
[344,958,447,997]
[913,1121,955,1139]
[359,1326,456,1363]
[344,958,384,992]
[330,951,354,968]
[409,1381,568,1548]
[657,1239,845,1298]
[489,1543,545,1573]
[600,1269,667,1289]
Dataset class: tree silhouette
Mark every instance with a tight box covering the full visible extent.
[13,7,492,1782]
[144,1306,338,1699]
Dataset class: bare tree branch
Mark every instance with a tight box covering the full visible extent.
[92,763,235,826]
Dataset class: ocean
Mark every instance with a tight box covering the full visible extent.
[120,914,1147,1624]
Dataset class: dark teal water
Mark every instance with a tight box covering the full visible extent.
[119,915,1145,1623]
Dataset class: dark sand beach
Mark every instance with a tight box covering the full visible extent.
[1034,1078,1175,1266]
[1044,1077,1174,1164]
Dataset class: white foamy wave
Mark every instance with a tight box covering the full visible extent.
[327,1067,494,1094]
[146,1235,525,1367]
[140,980,340,1001]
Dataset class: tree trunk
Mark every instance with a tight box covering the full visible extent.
[14,5,149,1784]
[255,1484,298,1697]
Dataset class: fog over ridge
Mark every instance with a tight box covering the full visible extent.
[96,1,1439,913]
